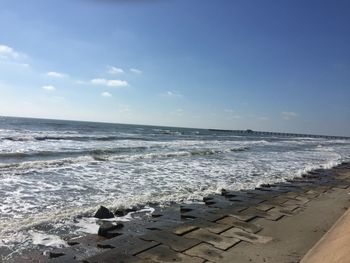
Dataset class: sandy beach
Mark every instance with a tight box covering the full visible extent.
[6,162,350,263]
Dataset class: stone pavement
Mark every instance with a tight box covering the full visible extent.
[13,162,350,263]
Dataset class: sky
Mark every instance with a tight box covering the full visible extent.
[0,0,349,136]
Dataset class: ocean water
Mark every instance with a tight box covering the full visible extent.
[0,116,350,257]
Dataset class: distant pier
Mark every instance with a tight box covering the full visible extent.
[208,129,350,140]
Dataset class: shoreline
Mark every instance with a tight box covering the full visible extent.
[5,162,350,262]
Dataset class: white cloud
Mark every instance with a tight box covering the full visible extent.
[224,109,235,113]
[47,71,66,78]
[281,111,298,120]
[90,78,128,87]
[101,91,112,97]
[42,85,56,91]
[0,44,21,59]
[164,90,182,98]
[130,68,142,74]
[107,66,124,74]
[107,79,128,87]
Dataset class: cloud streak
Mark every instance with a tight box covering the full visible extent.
[47,71,66,78]
[101,91,112,97]
[0,44,24,60]
[90,78,128,87]
[163,90,182,98]
[107,66,124,74]
[281,111,298,120]
[42,85,56,91]
[130,68,142,74]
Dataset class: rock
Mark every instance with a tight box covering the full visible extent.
[49,251,66,259]
[98,222,124,238]
[94,206,114,219]
[115,209,127,217]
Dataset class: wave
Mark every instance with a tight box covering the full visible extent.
[98,146,249,161]
[0,146,150,161]
[0,147,249,171]
[0,135,153,142]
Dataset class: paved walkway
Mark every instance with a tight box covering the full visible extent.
[301,207,350,263]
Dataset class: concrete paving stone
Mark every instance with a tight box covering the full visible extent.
[186,218,232,234]
[49,247,84,261]
[4,250,48,263]
[180,203,208,213]
[49,255,80,263]
[207,201,237,209]
[280,191,300,199]
[234,207,270,221]
[184,243,236,263]
[255,203,275,211]
[294,196,311,204]
[184,228,240,250]
[84,252,154,263]
[172,224,199,235]
[226,195,265,205]
[299,192,319,199]
[137,245,205,263]
[333,183,350,189]
[221,190,253,198]
[140,230,201,252]
[216,216,262,233]
[247,190,280,197]
[304,189,320,195]
[239,208,284,221]
[151,208,182,221]
[261,186,291,193]
[283,199,306,206]
[221,227,273,244]
[181,210,225,222]
[203,196,238,209]
[68,234,105,247]
[266,207,295,217]
[145,219,182,231]
[258,196,290,205]
[254,186,275,192]
[97,236,159,254]
[279,204,300,211]
[273,183,305,190]
[227,212,257,222]
[216,205,248,214]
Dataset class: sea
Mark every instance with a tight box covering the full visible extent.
[0,116,350,258]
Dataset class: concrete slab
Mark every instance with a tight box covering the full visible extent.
[140,230,201,252]
[221,227,273,244]
[85,252,154,263]
[216,216,263,233]
[97,236,159,254]
[184,243,249,263]
[184,228,240,250]
[137,245,205,263]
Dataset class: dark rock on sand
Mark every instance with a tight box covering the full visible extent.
[49,251,66,258]
[94,206,114,219]
[98,222,124,238]
[115,209,127,217]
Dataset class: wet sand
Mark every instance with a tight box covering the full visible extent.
[5,162,350,263]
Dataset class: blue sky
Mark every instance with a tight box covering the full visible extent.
[0,0,349,136]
